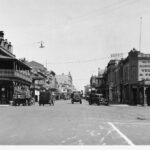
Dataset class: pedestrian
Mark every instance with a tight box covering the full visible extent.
[50,92,55,106]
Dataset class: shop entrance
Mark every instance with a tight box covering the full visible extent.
[132,88,138,105]
[146,87,150,106]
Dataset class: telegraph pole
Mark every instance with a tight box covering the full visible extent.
[46,60,47,69]
[139,17,148,106]
[139,17,142,51]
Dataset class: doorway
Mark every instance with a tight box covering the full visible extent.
[132,88,137,105]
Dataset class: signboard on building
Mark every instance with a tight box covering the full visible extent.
[138,60,150,81]
[138,53,150,58]
[110,53,123,60]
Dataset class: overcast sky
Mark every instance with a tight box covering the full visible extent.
[1,0,150,90]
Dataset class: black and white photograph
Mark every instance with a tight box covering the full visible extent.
[0,0,150,149]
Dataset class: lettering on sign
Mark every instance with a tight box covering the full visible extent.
[138,60,150,81]
[110,53,123,60]
[138,53,150,58]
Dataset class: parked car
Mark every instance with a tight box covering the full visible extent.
[89,93,100,105]
[71,91,82,104]
[89,93,109,106]
[99,95,109,106]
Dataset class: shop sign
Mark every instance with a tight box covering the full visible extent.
[138,60,150,81]
[110,53,123,60]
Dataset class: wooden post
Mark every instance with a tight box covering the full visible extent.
[143,86,147,106]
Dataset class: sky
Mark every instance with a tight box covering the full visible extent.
[1,0,150,90]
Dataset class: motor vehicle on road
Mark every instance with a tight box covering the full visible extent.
[71,91,82,104]
[99,95,109,106]
[39,90,54,106]
[89,93,109,106]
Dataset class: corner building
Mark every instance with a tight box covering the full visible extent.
[0,31,31,104]
[122,49,150,105]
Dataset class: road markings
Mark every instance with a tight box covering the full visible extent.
[61,140,66,144]
[89,130,96,136]
[61,136,77,144]
[99,125,104,130]
[78,139,84,145]
[108,122,135,146]
[100,129,113,144]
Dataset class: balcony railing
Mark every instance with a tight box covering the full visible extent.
[0,69,32,83]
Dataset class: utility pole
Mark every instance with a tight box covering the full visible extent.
[139,17,147,106]
[46,60,47,69]
[139,17,142,51]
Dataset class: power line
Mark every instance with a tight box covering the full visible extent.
[46,51,128,65]
[69,0,138,25]
[46,0,138,34]
[46,56,110,65]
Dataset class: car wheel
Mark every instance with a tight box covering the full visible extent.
[52,100,54,106]
[89,100,92,105]
[106,103,109,106]
[80,100,82,104]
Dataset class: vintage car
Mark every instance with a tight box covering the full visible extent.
[99,95,109,106]
[13,90,32,106]
[89,93,109,106]
[71,91,82,104]
[89,93,100,105]
[39,90,54,106]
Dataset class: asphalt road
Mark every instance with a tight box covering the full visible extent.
[0,99,150,145]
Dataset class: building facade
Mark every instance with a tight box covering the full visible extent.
[90,68,106,97]
[102,48,150,106]
[27,61,58,101]
[56,72,74,99]
[0,31,32,104]
[122,49,150,105]
[106,60,120,103]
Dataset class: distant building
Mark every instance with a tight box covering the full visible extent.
[47,71,58,91]
[27,61,46,72]
[90,68,106,96]
[84,84,90,96]
[56,72,74,99]
[106,59,120,103]
[27,60,58,101]
[26,61,47,102]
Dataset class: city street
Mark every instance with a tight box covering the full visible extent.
[0,100,150,145]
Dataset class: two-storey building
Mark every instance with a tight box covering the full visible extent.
[122,49,150,105]
[0,31,32,104]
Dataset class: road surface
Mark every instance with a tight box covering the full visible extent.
[0,100,150,145]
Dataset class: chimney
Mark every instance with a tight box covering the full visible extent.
[98,68,101,76]
[4,39,8,50]
[8,42,13,53]
[0,31,4,39]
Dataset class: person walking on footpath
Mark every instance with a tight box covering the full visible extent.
[50,91,55,106]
